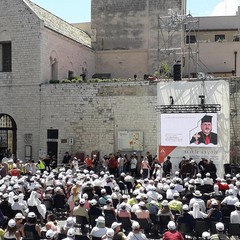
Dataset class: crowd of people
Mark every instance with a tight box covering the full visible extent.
[0,152,238,240]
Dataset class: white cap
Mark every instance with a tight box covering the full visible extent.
[67,228,75,237]
[79,198,86,204]
[215,222,224,231]
[46,186,53,191]
[111,222,122,230]
[28,212,36,218]
[132,221,140,229]
[15,213,25,219]
[162,200,168,206]
[2,193,9,199]
[65,217,75,227]
[202,231,210,239]
[167,221,176,230]
[46,229,55,238]
[211,200,218,206]
[8,219,16,228]
[234,202,240,208]
[138,201,145,207]
[96,216,105,223]
[173,192,180,197]
[106,228,114,237]
[182,204,189,211]
[101,189,106,194]
[89,199,97,206]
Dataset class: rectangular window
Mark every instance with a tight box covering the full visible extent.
[215,34,225,42]
[0,42,12,72]
[186,35,197,44]
[47,129,59,139]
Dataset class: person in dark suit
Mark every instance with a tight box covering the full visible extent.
[190,115,217,145]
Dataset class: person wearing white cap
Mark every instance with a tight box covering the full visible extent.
[195,173,204,186]
[15,213,25,236]
[22,212,42,240]
[127,221,147,240]
[203,172,214,185]
[73,198,89,233]
[177,204,194,231]
[230,201,240,224]
[207,200,222,222]
[102,228,115,240]
[168,192,182,213]
[202,231,210,240]
[166,183,178,200]
[45,229,57,240]
[61,217,76,235]
[162,221,184,240]
[61,228,75,240]
[99,188,112,206]
[4,219,21,240]
[90,216,107,238]
[158,200,174,221]
[189,190,206,212]
[210,222,228,240]
[221,189,239,206]
[11,195,25,214]
[111,222,127,240]
[0,193,15,220]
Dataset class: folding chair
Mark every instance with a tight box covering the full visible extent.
[177,222,194,239]
[117,216,132,233]
[228,223,240,237]
[194,220,209,238]
[137,218,153,236]
[75,216,90,234]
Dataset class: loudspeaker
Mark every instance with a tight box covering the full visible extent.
[173,63,181,81]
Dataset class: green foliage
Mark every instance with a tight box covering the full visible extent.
[49,80,60,84]
[49,77,143,84]
[159,63,171,78]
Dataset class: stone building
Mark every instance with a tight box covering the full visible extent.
[0,0,238,168]
[91,0,182,79]
[0,0,95,160]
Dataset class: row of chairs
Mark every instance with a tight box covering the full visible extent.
[178,219,240,239]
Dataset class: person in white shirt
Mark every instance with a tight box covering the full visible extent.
[203,172,214,185]
[195,173,204,186]
[230,202,240,224]
[166,183,178,200]
[118,155,124,176]
[189,190,206,212]
[127,221,147,240]
[90,216,108,238]
[189,202,207,219]
[130,156,137,177]
[221,189,239,206]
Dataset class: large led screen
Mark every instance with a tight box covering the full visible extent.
[161,113,218,147]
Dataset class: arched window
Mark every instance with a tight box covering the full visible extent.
[0,114,17,160]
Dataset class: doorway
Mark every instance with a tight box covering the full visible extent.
[47,141,58,158]
[0,114,17,160]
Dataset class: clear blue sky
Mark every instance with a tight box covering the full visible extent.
[31,0,239,23]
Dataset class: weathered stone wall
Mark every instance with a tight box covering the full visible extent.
[91,0,182,78]
[0,0,42,85]
[39,82,157,161]
[41,28,95,82]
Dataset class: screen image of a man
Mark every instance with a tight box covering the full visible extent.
[190,115,217,145]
